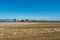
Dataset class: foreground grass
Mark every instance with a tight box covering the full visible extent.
[0,22,60,40]
[0,28,60,40]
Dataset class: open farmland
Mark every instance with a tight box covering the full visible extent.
[0,22,60,40]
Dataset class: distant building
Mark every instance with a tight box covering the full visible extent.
[25,19,29,22]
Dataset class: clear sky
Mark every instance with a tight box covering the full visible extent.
[0,0,60,20]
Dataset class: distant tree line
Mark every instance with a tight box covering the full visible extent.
[0,19,60,22]
[0,19,16,22]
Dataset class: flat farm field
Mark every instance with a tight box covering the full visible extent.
[0,22,60,40]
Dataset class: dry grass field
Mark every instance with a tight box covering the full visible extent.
[0,22,60,40]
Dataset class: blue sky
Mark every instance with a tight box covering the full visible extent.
[0,0,60,20]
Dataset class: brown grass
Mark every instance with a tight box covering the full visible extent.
[0,22,60,40]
